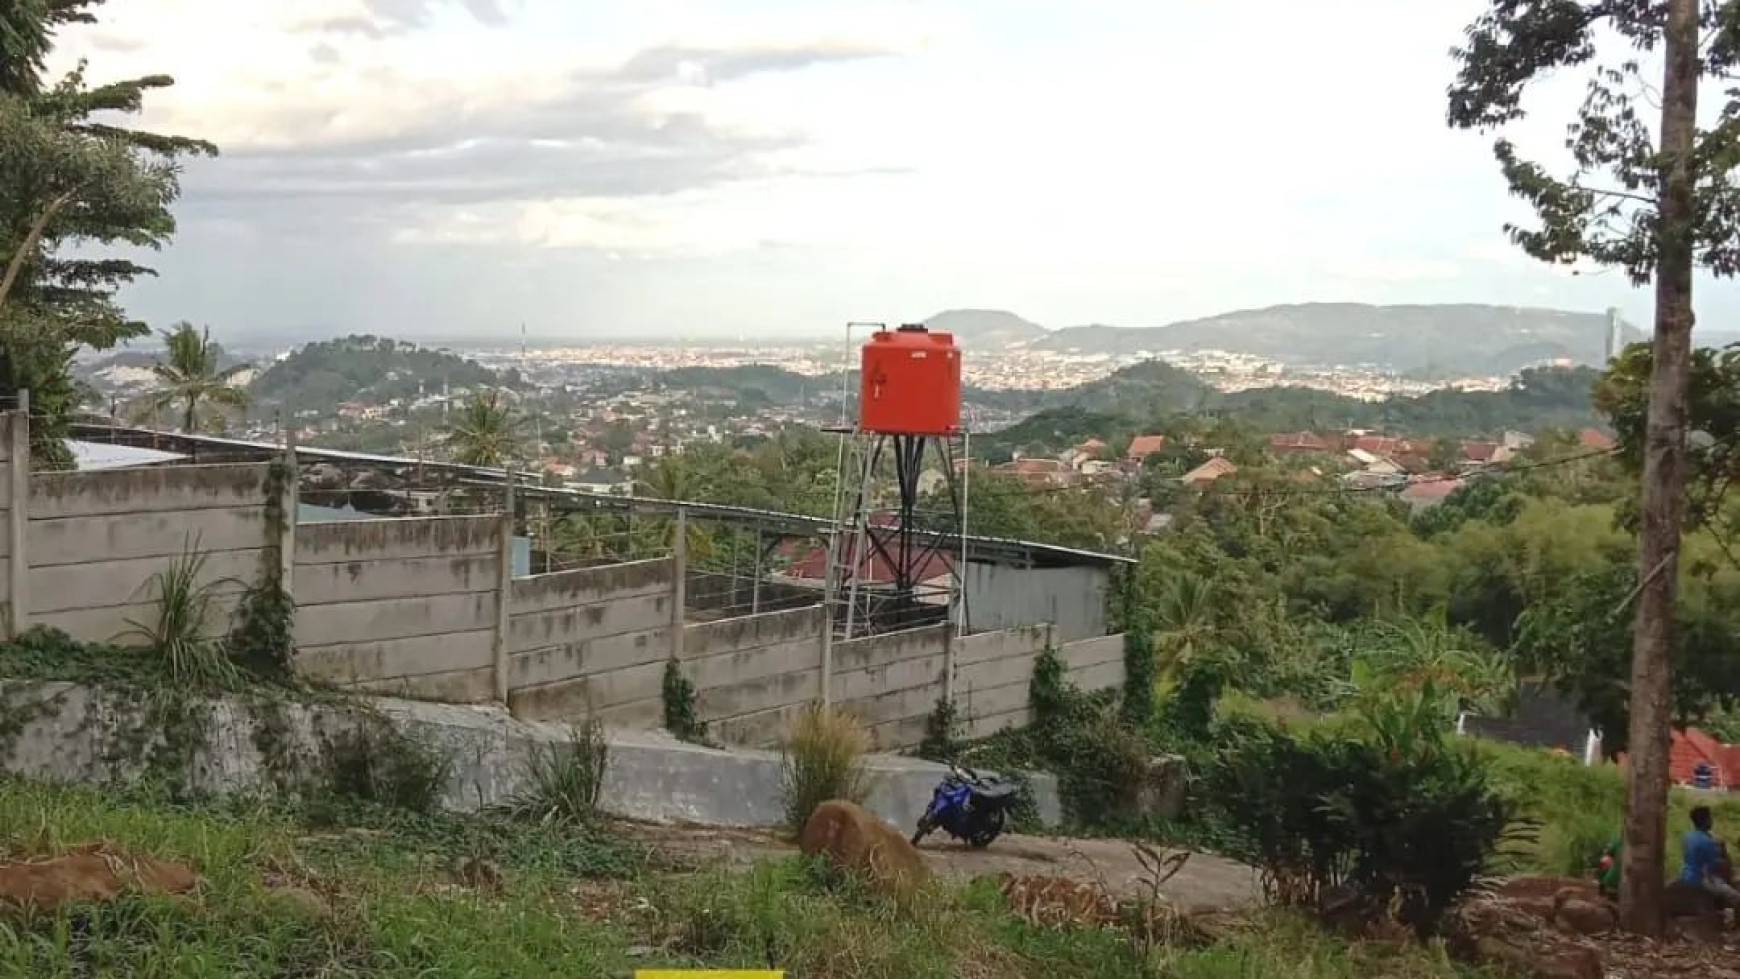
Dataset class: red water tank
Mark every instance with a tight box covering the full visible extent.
[859,325,962,435]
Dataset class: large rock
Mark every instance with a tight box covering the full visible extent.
[1475,937,1603,979]
[1553,896,1616,935]
[1133,754,1188,820]
[798,800,928,900]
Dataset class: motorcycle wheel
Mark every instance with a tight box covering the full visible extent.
[910,818,932,847]
[965,808,1006,850]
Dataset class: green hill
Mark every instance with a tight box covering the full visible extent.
[251,335,499,408]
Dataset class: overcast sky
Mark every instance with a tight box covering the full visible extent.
[48,0,1740,342]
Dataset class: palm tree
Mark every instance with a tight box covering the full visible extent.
[140,323,250,433]
[1150,575,1218,680]
[442,389,525,467]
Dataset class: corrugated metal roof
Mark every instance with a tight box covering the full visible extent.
[65,440,187,471]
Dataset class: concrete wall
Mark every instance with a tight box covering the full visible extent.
[25,463,271,642]
[293,516,501,702]
[962,562,1109,643]
[505,558,675,724]
[953,627,1126,742]
[682,605,825,747]
[832,624,952,751]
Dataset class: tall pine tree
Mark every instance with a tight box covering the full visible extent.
[1448,0,1740,935]
[0,0,215,466]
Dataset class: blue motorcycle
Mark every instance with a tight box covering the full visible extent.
[911,763,1017,849]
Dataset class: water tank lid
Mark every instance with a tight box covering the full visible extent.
[896,323,928,333]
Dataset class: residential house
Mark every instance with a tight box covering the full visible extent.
[776,530,954,605]
[1067,438,1108,469]
[1180,456,1237,488]
[1269,431,1332,456]
[1126,434,1169,464]
[995,457,1074,487]
[1577,428,1617,451]
[1669,728,1740,790]
[1400,476,1463,511]
[568,467,634,495]
[1460,441,1514,468]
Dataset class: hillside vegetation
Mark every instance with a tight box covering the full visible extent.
[249,335,500,408]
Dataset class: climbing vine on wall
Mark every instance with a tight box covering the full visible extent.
[230,460,296,680]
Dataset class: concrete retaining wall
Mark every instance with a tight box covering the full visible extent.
[25,464,271,643]
[505,559,675,724]
[293,516,501,702]
[0,680,1064,831]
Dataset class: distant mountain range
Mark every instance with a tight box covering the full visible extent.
[922,303,1687,375]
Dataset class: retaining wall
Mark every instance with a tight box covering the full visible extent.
[683,605,826,747]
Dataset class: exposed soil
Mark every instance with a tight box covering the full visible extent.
[614,821,1259,912]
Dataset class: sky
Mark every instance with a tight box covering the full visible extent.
[46,0,1740,342]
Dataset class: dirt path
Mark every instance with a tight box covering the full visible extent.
[616,823,1259,912]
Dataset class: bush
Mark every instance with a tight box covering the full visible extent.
[662,658,707,743]
[500,718,609,825]
[1206,687,1525,937]
[325,714,452,814]
[917,697,962,762]
[781,705,871,834]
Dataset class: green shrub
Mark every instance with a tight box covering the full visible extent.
[917,697,962,762]
[1206,686,1525,937]
[119,544,238,689]
[325,715,452,814]
[499,718,609,825]
[662,657,707,742]
[780,705,870,834]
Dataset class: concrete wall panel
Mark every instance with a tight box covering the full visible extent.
[683,606,823,659]
[955,626,1051,667]
[838,681,941,729]
[295,592,498,648]
[963,563,1107,642]
[1068,659,1124,693]
[696,668,820,722]
[711,702,811,748]
[686,638,820,691]
[29,507,266,568]
[29,549,264,614]
[1060,635,1123,671]
[344,666,495,704]
[831,625,949,674]
[295,516,497,564]
[509,559,672,614]
[35,596,243,646]
[506,593,669,655]
[294,555,498,605]
[509,660,667,720]
[29,465,268,519]
[296,630,494,684]
[831,652,946,704]
[508,627,670,688]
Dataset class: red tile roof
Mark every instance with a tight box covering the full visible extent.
[1402,477,1462,501]
[783,530,954,585]
[1269,431,1332,453]
[1462,441,1500,463]
[1667,727,1738,789]
[1578,428,1617,450]
[1127,435,1168,459]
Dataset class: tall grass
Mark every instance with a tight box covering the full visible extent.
[0,778,1491,979]
[780,705,871,834]
[499,719,610,825]
[118,543,237,689]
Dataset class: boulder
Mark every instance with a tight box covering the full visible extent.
[798,800,929,900]
[1475,936,1604,979]
[1133,754,1188,820]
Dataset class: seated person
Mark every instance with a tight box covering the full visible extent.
[1681,806,1740,909]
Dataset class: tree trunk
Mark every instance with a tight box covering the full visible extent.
[1618,0,1699,938]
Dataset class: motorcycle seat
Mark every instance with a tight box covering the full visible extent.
[975,782,1018,800]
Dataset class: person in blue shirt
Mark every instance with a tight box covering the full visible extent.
[1681,806,1740,908]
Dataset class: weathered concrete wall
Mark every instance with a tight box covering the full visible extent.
[0,679,1064,829]
[504,558,676,724]
[24,464,271,643]
[954,624,1051,741]
[832,624,951,751]
[682,605,825,747]
[293,516,501,702]
[962,563,1109,643]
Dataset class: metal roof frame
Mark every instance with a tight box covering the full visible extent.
[71,422,1134,568]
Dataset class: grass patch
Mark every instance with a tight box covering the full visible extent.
[0,777,1498,979]
[496,718,609,826]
